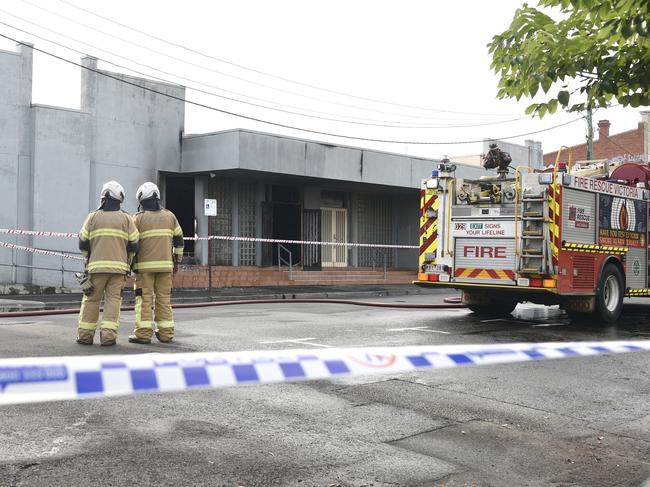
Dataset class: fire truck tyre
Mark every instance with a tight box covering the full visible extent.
[466,300,518,317]
[595,263,624,324]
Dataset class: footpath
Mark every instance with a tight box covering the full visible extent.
[0,284,459,312]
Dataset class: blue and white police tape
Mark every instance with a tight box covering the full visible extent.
[1,340,649,405]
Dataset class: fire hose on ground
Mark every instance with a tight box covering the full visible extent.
[0,297,467,318]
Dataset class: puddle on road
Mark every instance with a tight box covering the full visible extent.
[416,302,650,341]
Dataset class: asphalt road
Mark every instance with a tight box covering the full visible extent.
[0,294,649,487]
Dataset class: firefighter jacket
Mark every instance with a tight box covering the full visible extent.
[79,210,139,274]
[132,209,184,273]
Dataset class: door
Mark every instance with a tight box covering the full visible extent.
[321,208,348,267]
[303,209,321,270]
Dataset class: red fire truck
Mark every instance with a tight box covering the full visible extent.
[414,152,650,323]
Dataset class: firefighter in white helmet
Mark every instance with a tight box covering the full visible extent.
[129,182,184,344]
[77,181,139,346]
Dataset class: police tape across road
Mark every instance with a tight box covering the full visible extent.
[0,228,419,249]
[1,340,649,405]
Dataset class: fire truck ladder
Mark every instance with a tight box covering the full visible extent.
[518,189,550,274]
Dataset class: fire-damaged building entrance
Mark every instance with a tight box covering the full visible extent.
[178,129,450,271]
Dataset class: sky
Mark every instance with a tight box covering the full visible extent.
[0,0,645,161]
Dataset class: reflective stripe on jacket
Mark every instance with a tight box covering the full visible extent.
[133,209,184,273]
[79,210,139,274]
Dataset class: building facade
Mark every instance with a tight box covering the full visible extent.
[543,115,649,166]
[0,42,532,287]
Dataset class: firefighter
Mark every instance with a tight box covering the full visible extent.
[129,182,184,344]
[77,181,139,346]
[482,143,512,173]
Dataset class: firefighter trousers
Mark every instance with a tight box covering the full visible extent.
[133,272,174,341]
[77,273,125,332]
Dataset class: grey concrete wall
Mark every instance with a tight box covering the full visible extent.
[0,47,186,287]
[30,105,92,287]
[182,129,483,190]
[182,132,240,172]
[82,57,185,214]
[0,44,33,284]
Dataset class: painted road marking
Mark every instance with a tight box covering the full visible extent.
[260,338,333,348]
[388,326,450,334]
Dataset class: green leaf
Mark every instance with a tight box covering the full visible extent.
[539,104,548,118]
[487,0,649,116]
[558,90,570,106]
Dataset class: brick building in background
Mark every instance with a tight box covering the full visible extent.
[544,111,650,166]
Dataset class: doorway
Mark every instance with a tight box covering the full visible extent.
[165,176,195,256]
[272,203,301,265]
[321,208,348,267]
[267,185,301,266]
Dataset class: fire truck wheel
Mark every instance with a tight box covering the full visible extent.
[466,300,517,318]
[595,263,624,324]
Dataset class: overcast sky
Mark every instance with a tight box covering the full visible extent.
[0,0,646,161]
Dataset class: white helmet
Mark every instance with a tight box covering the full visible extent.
[100,180,125,202]
[136,182,160,202]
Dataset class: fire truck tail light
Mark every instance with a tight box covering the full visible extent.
[529,278,543,287]
[542,279,556,288]
[428,274,440,282]
[537,173,553,185]
[517,278,530,287]
[418,273,427,281]
[438,274,450,282]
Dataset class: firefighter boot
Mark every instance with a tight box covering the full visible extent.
[128,329,152,344]
[100,328,118,347]
[76,329,95,345]
[155,327,174,343]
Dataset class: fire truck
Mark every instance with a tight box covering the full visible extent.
[414,149,650,323]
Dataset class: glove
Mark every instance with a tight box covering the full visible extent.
[173,263,179,274]
[75,272,95,296]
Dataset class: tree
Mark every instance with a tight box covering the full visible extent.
[488,0,650,117]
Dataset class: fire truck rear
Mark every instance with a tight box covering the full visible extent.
[414,155,650,323]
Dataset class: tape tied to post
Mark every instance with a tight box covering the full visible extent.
[1,340,649,405]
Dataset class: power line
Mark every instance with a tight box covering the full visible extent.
[0,33,585,145]
[53,0,523,118]
[18,0,521,121]
[0,16,531,130]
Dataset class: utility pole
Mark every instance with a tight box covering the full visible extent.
[586,105,594,160]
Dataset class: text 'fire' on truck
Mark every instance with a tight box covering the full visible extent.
[415,144,650,323]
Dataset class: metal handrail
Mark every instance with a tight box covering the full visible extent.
[277,244,293,280]
[3,249,81,287]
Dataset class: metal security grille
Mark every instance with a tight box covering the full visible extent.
[357,194,393,267]
[207,178,233,265]
[302,209,321,269]
[238,181,257,266]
